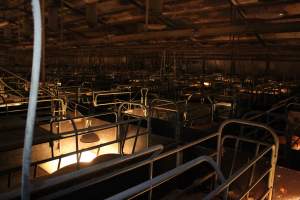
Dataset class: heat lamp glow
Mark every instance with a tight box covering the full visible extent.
[215,102,232,107]
[203,82,211,87]
[291,136,300,151]
[280,88,288,94]
[124,109,134,114]
[39,150,97,174]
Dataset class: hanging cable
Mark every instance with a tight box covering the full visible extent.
[21,0,42,199]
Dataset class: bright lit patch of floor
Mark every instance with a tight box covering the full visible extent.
[273,166,300,200]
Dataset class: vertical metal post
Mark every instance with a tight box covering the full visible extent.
[77,87,80,103]
[117,111,121,154]
[176,151,183,167]
[70,119,80,169]
[21,0,42,199]
[41,0,46,85]
[229,139,240,176]
[268,145,277,200]
[216,130,222,185]
[146,112,152,147]
[148,162,153,200]
[175,107,183,168]
[247,144,260,199]
[132,119,142,154]
[175,107,180,142]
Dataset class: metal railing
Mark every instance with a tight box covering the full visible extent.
[117,102,148,118]
[213,94,237,120]
[0,67,54,97]
[104,119,279,200]
[0,121,220,199]
[92,90,132,107]
[242,96,299,139]
[150,99,184,140]
[0,111,151,191]
[106,156,226,200]
[0,97,65,117]
[0,115,279,199]
[184,93,214,126]
[0,145,164,200]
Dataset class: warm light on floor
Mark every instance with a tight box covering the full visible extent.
[39,151,97,174]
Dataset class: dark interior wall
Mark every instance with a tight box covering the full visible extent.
[3,49,300,80]
[188,60,300,80]
[271,62,300,80]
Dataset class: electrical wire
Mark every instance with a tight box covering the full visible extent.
[21,0,42,199]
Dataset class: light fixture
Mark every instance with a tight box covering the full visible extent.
[80,132,100,143]
[80,119,100,143]
[278,10,287,17]
[204,82,211,87]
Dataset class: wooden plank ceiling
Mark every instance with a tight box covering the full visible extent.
[0,0,300,52]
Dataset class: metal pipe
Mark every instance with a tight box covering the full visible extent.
[105,156,225,200]
[1,116,220,198]
[221,135,266,199]
[117,102,148,118]
[238,168,272,200]
[221,135,269,150]
[0,145,163,200]
[0,68,53,96]
[93,91,132,107]
[21,0,42,199]
[69,118,80,169]
[244,96,298,121]
[0,95,8,114]
[1,128,218,199]
[0,130,149,178]
[216,119,279,167]
[204,146,273,200]
[150,98,183,140]
[51,115,142,137]
[41,0,45,84]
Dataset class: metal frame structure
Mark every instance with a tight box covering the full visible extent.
[0,67,54,97]
[0,97,66,118]
[0,145,164,200]
[0,114,279,200]
[106,156,226,200]
[105,119,279,200]
[242,96,299,164]
[184,93,214,127]
[213,94,238,120]
[0,110,151,191]
[150,98,185,140]
[92,90,133,107]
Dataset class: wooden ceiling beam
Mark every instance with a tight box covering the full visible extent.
[61,21,300,46]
